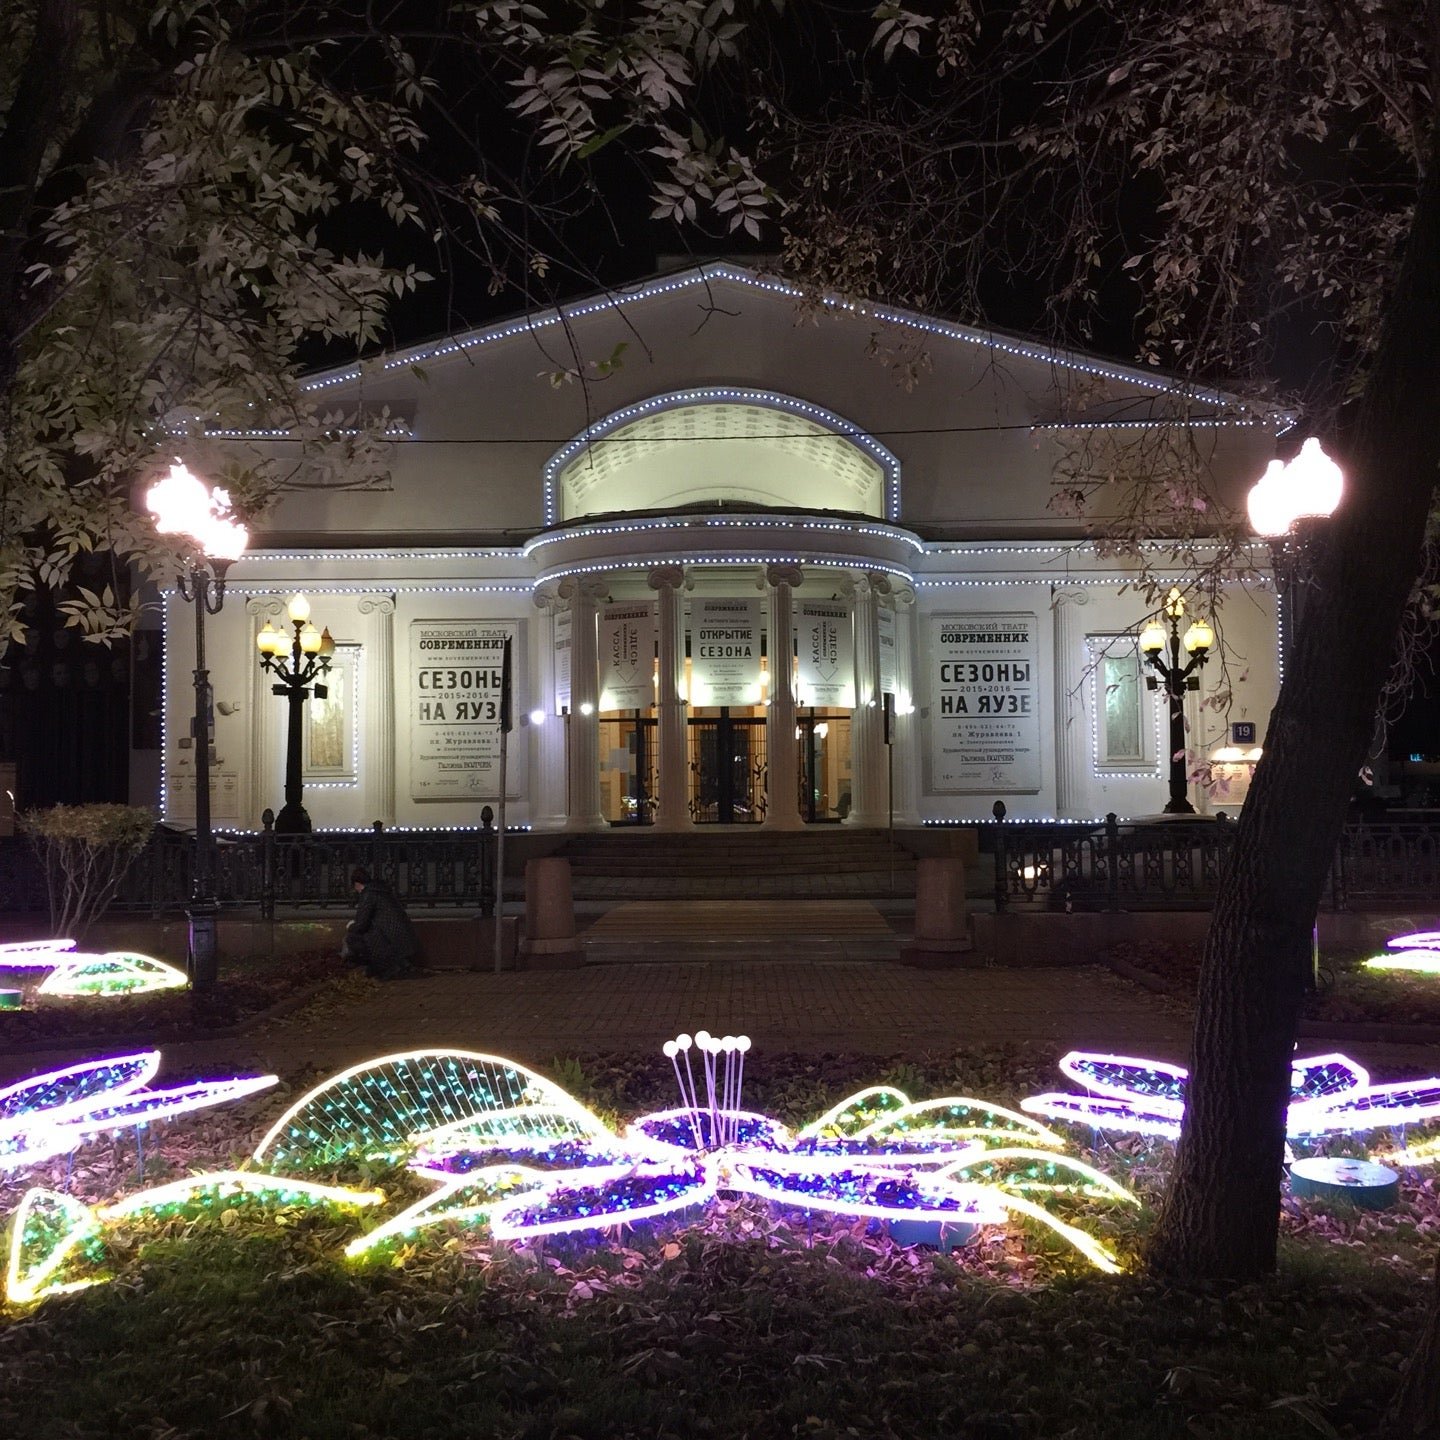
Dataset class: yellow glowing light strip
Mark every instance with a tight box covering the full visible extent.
[5,1188,101,1304]
[934,1147,1140,1205]
[38,952,188,997]
[796,1087,912,1139]
[98,1171,384,1222]
[252,1049,601,1163]
[1364,954,1440,975]
[855,1097,1067,1149]
[996,1192,1124,1274]
[1375,1135,1440,1168]
[345,1167,544,1257]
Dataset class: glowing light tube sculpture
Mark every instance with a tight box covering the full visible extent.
[0,1050,277,1171]
[0,941,187,995]
[1365,930,1440,974]
[1022,1050,1440,1140]
[315,1037,1129,1273]
[8,1036,1140,1304]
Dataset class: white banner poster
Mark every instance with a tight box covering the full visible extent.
[878,605,897,699]
[796,601,854,708]
[689,598,763,706]
[928,613,1040,793]
[409,620,515,801]
[553,606,572,715]
[599,602,656,711]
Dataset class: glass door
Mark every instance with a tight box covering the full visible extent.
[688,711,767,823]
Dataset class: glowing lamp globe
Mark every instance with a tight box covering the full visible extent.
[1182,617,1214,655]
[286,592,311,625]
[318,627,336,658]
[144,462,249,561]
[1139,621,1166,656]
[299,623,322,655]
[1247,438,1344,537]
[256,621,283,656]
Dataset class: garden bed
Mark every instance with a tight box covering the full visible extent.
[0,949,345,1047]
[2,1046,1438,1439]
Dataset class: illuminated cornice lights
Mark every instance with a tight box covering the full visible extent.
[1022,1049,1440,1140]
[524,513,924,555]
[38,951,188,997]
[536,554,912,587]
[541,388,903,524]
[301,262,1263,426]
[0,1051,276,1172]
[1365,930,1440,974]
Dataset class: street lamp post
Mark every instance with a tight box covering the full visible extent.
[145,463,250,990]
[1246,437,1345,988]
[255,593,334,834]
[1139,588,1215,815]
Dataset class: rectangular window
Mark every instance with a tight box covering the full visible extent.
[1088,635,1157,773]
[305,643,359,783]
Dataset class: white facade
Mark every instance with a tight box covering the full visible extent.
[158,264,1281,832]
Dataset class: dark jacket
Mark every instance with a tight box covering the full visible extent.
[351,882,420,969]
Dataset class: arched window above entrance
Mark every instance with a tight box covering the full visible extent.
[546,389,898,523]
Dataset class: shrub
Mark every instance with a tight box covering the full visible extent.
[21,804,156,940]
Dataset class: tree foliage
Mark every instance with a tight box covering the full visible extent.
[20,801,155,938]
[0,0,775,651]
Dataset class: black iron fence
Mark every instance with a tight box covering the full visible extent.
[0,815,499,919]
[1,811,1435,917]
[987,806,1440,913]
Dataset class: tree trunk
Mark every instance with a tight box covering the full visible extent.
[1392,1253,1440,1436]
[1147,123,1440,1281]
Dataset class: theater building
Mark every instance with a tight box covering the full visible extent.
[153,263,1281,835]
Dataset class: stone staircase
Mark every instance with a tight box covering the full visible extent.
[558,828,917,900]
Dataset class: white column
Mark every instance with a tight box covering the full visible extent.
[1052,589,1090,818]
[890,585,922,826]
[764,563,804,829]
[648,564,692,831]
[846,571,890,827]
[357,595,397,824]
[531,586,569,829]
[561,575,608,830]
[244,595,286,826]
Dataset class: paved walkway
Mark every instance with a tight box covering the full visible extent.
[5,958,1438,1086]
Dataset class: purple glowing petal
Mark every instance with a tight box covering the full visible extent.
[490,1159,716,1239]
[729,1160,1008,1225]
[1289,1054,1369,1103]
[627,1107,791,1155]
[1020,1092,1183,1138]
[45,1074,278,1143]
[1387,931,1440,951]
[0,1052,159,1126]
[0,939,77,967]
[409,1134,640,1181]
[791,1135,988,1170]
[1291,1079,1440,1135]
[1057,1051,1188,1106]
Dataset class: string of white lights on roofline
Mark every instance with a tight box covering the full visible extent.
[295,264,1279,417]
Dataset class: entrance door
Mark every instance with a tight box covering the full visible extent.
[797,712,850,822]
[689,712,767,823]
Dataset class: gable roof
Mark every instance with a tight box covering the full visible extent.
[298,261,1283,426]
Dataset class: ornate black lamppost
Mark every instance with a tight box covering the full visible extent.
[255,593,334,834]
[145,463,249,990]
[1139,588,1214,816]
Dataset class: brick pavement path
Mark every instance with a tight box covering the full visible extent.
[0,962,1193,1085]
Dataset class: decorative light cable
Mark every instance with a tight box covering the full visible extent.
[524,513,924,555]
[536,553,913,586]
[37,951,188,997]
[1364,930,1440,974]
[0,939,78,968]
[297,263,1270,426]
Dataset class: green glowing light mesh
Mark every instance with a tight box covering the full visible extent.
[255,1051,591,1171]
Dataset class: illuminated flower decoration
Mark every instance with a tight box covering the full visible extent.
[0,940,187,996]
[39,952,188,997]
[1021,1050,1440,1140]
[0,1050,277,1172]
[1364,930,1440,975]
[251,1038,1134,1273]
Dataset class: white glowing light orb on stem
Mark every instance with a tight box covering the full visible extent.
[1246,438,1344,538]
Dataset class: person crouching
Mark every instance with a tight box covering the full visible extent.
[343,866,421,980]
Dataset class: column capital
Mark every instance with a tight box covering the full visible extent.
[244,595,285,618]
[765,562,804,590]
[647,563,689,592]
[888,583,917,609]
[533,583,561,613]
[1051,586,1092,611]
[840,570,891,601]
[356,594,396,617]
[558,575,609,606]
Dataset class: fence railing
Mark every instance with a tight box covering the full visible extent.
[1,812,1436,917]
[987,806,1440,913]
